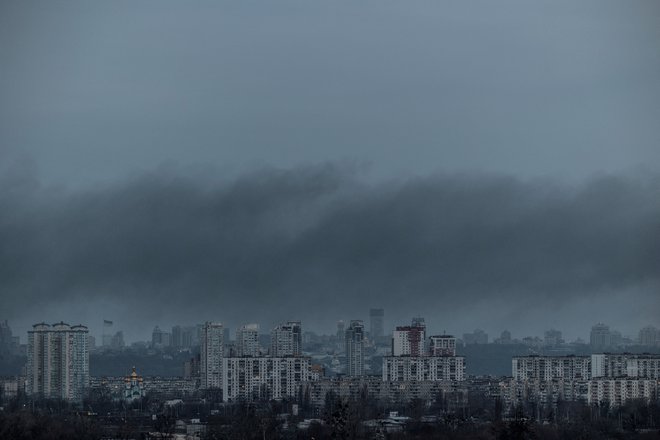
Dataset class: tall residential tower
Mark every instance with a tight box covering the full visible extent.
[345,320,365,376]
[236,324,260,357]
[27,322,89,401]
[369,308,384,340]
[200,322,224,389]
[270,321,302,357]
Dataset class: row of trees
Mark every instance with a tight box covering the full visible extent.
[2,384,660,439]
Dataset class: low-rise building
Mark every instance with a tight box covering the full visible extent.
[90,376,198,399]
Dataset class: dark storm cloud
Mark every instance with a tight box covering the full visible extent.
[1,161,658,334]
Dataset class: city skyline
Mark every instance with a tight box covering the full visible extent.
[5,310,660,346]
[16,316,660,401]
[6,316,660,352]
[8,311,660,439]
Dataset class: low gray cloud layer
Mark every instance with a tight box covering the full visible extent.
[1,160,658,338]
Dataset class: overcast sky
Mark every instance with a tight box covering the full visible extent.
[1,0,659,341]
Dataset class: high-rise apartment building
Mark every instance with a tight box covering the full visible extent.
[463,329,489,345]
[369,308,384,340]
[429,335,457,356]
[497,330,512,344]
[384,326,464,382]
[544,329,563,347]
[151,326,171,348]
[639,326,658,347]
[590,323,611,350]
[411,316,426,329]
[222,357,314,402]
[102,319,113,347]
[382,356,465,381]
[110,331,125,349]
[507,353,660,409]
[0,320,17,356]
[182,326,196,348]
[625,355,660,379]
[345,320,365,376]
[171,325,197,348]
[200,322,224,389]
[336,320,345,340]
[588,379,658,407]
[512,355,591,381]
[27,322,89,401]
[171,325,183,348]
[392,318,426,356]
[591,353,660,379]
[270,321,302,357]
[236,324,260,357]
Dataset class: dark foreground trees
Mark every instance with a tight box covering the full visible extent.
[0,410,101,440]
[2,392,660,440]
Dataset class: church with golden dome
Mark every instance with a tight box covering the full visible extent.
[123,366,144,401]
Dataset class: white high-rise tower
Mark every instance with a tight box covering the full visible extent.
[236,324,260,357]
[200,322,224,389]
[270,321,302,357]
[345,320,365,376]
[27,322,89,401]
